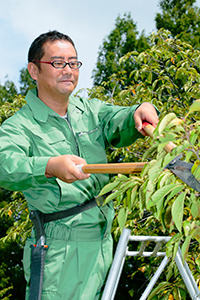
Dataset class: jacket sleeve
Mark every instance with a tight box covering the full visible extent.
[0,122,51,191]
[96,101,144,148]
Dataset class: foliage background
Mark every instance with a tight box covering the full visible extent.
[0,1,200,299]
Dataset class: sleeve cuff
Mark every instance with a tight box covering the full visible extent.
[32,156,53,184]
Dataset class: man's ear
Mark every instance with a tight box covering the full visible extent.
[27,62,38,81]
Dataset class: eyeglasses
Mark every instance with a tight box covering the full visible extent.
[33,60,82,69]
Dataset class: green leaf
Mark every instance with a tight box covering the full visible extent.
[189,131,198,145]
[145,180,155,204]
[148,159,163,182]
[119,177,142,191]
[130,185,139,208]
[98,180,120,196]
[162,292,171,300]
[172,192,186,233]
[173,286,181,300]
[172,238,182,260]
[139,185,146,213]
[181,235,192,262]
[164,185,185,206]
[134,70,140,81]
[158,113,177,135]
[193,226,200,242]
[103,190,123,205]
[191,201,200,218]
[185,150,194,162]
[157,172,170,189]
[159,133,176,148]
[148,282,170,300]
[147,72,152,83]
[117,174,129,181]
[188,99,200,115]
[191,161,200,180]
[163,141,190,167]
[166,262,173,281]
[117,207,128,233]
[166,233,182,257]
[152,79,159,90]
[179,288,187,300]
[155,199,166,223]
[182,220,191,237]
[147,184,178,209]
[196,255,200,268]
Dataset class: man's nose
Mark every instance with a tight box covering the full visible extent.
[62,64,73,75]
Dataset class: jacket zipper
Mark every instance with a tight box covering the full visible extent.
[64,113,80,156]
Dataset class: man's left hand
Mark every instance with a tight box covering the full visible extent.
[134,102,159,136]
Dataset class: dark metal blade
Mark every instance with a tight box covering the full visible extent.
[164,155,200,192]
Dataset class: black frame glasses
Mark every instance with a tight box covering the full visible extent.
[33,60,82,69]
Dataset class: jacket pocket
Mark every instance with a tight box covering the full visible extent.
[30,129,71,156]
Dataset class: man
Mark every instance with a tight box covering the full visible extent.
[0,30,159,300]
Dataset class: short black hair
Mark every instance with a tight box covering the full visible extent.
[28,30,77,68]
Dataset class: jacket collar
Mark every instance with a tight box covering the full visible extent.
[25,89,85,123]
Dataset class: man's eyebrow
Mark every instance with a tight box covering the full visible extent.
[51,56,78,60]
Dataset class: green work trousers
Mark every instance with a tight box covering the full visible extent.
[23,210,114,299]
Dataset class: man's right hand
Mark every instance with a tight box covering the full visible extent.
[45,155,90,183]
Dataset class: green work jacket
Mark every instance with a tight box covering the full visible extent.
[0,89,143,228]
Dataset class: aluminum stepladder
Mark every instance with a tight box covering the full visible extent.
[101,228,200,300]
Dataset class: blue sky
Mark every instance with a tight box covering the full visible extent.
[1,0,200,94]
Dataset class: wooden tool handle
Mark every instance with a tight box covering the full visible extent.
[142,122,177,153]
[76,122,177,175]
[77,162,147,174]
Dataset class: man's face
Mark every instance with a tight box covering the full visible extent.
[31,40,79,100]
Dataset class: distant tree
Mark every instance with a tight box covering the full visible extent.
[0,67,36,103]
[92,13,150,94]
[0,96,30,300]
[19,67,36,96]
[0,199,26,300]
[0,80,18,103]
[155,0,200,48]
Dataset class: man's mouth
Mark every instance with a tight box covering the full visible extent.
[59,79,73,85]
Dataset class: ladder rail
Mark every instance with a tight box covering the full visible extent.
[101,228,200,300]
[127,251,166,257]
[175,248,200,300]
[101,229,131,300]
[139,255,170,300]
